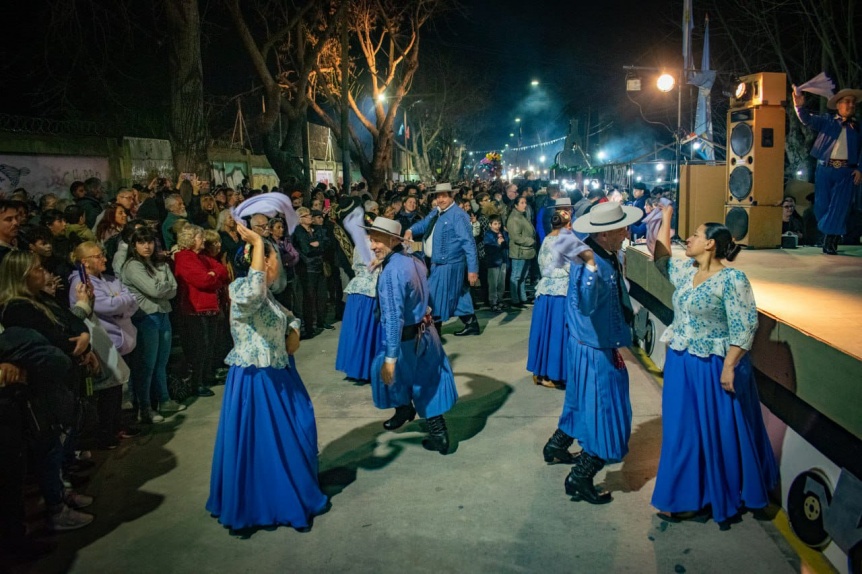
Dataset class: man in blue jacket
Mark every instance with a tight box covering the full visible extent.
[403,183,481,337]
[541,201,643,505]
[793,87,862,254]
[365,217,458,454]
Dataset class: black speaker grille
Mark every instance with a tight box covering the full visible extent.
[729,165,753,201]
[725,207,749,241]
[730,122,754,157]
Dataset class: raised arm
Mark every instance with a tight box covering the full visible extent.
[654,204,674,262]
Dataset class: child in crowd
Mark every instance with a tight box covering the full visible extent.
[483,214,508,312]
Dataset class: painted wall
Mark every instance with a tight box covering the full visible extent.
[0,154,110,198]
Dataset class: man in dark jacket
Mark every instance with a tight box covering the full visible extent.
[293,207,331,338]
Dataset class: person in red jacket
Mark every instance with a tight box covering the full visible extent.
[173,224,230,397]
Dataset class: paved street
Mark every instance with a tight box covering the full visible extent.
[20,307,801,574]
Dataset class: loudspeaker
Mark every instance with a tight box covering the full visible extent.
[678,165,727,238]
[724,205,782,248]
[730,72,787,109]
[726,105,786,205]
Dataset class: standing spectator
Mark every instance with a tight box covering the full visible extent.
[0,199,21,263]
[173,224,229,397]
[75,178,105,229]
[506,196,536,309]
[397,195,422,234]
[121,228,184,423]
[0,251,98,531]
[793,87,862,254]
[483,215,508,312]
[63,205,97,244]
[293,207,330,339]
[69,242,139,449]
[161,194,188,250]
[95,204,129,244]
[217,209,243,267]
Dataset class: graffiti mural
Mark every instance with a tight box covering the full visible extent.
[0,154,110,198]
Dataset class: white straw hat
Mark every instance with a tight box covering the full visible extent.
[572,201,643,233]
[361,216,402,238]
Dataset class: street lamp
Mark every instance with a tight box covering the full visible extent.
[530,79,540,87]
[656,73,675,92]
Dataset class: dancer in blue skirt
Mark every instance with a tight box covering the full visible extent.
[650,205,778,527]
[527,207,572,389]
[541,202,643,505]
[207,223,328,533]
[335,204,382,383]
[365,216,458,454]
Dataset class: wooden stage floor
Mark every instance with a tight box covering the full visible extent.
[628,244,862,362]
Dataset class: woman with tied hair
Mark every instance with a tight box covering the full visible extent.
[650,206,778,527]
[95,203,129,243]
[217,208,243,270]
[0,251,98,531]
[121,227,184,423]
[69,241,141,449]
[173,223,230,398]
[528,210,572,392]
[207,222,328,533]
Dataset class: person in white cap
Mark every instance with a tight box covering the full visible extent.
[541,201,642,505]
[364,216,458,454]
[403,183,481,337]
[793,86,862,255]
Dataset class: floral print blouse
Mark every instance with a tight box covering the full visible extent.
[658,257,758,358]
[343,242,379,298]
[535,235,570,297]
[225,269,300,369]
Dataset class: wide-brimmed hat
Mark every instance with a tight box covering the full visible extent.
[827,88,862,109]
[362,216,402,239]
[554,198,573,209]
[427,182,453,194]
[573,201,643,234]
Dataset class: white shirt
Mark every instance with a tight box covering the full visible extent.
[423,202,456,258]
[831,118,849,160]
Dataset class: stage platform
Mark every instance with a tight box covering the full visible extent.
[625,243,862,444]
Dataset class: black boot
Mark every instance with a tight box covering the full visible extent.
[434,321,443,337]
[383,404,416,430]
[454,315,480,336]
[195,386,215,397]
[564,452,611,504]
[422,415,450,454]
[543,429,579,464]
[823,234,838,255]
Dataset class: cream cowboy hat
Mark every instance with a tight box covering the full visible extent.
[554,198,574,209]
[427,182,453,194]
[572,201,643,234]
[827,88,862,110]
[361,216,403,239]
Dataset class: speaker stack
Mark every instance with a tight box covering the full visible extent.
[724,72,786,248]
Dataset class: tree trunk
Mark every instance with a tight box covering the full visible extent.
[261,113,308,190]
[369,130,394,196]
[164,0,209,178]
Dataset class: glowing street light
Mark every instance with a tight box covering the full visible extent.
[539,155,546,163]
[692,141,702,150]
[656,163,665,172]
[377,93,386,103]
[636,176,643,182]
[515,118,521,123]
[656,73,675,92]
[510,133,515,137]
[596,150,607,161]
[626,169,634,176]
[530,79,540,87]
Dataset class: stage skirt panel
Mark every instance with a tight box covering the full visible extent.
[335,294,383,381]
[428,260,474,321]
[557,338,632,463]
[651,349,779,523]
[526,294,567,381]
[370,327,458,419]
[207,361,328,530]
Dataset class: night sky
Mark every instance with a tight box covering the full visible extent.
[1,0,705,167]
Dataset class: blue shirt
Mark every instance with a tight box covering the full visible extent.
[566,254,632,350]
[795,106,862,165]
[409,205,479,273]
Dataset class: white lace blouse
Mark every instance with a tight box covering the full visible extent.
[535,235,570,297]
[343,245,379,297]
[225,269,300,369]
[658,257,758,358]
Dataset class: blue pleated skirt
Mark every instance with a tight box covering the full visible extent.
[651,349,778,523]
[335,294,383,381]
[428,261,474,321]
[558,338,631,463]
[526,295,567,381]
[207,361,328,530]
[370,328,458,419]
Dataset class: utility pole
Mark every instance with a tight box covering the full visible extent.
[340,1,351,192]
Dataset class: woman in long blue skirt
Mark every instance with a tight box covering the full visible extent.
[207,224,328,532]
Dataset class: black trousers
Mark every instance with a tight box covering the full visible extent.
[0,394,26,541]
[183,314,220,388]
[299,271,328,332]
[96,385,123,446]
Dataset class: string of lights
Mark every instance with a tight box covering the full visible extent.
[466,135,567,156]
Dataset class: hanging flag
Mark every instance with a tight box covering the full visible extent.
[682,0,694,78]
[693,14,715,160]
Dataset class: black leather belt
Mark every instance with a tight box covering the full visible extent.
[820,159,857,168]
[401,323,421,341]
